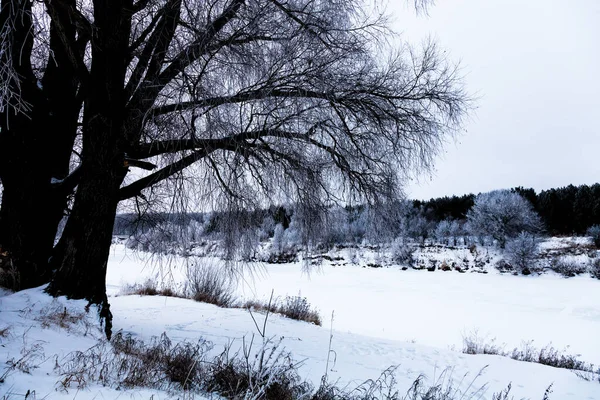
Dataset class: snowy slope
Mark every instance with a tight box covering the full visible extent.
[1,244,599,399]
[106,244,600,362]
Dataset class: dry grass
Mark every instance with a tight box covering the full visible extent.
[239,299,279,314]
[236,295,322,326]
[122,279,182,298]
[55,330,526,400]
[35,302,88,333]
[462,332,599,380]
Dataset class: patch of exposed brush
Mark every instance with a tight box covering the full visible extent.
[53,329,541,400]
[239,293,322,326]
[122,279,181,298]
[549,257,589,278]
[35,301,91,334]
[56,332,210,392]
[462,332,600,382]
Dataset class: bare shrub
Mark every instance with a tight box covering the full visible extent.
[462,332,503,355]
[314,366,497,400]
[52,329,559,400]
[550,257,588,278]
[491,384,512,400]
[462,333,597,376]
[184,261,235,307]
[279,295,322,326]
[57,332,211,392]
[164,341,204,390]
[206,337,310,400]
[122,279,180,298]
[537,345,590,371]
[1,340,46,383]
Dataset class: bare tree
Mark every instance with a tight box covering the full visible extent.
[0,0,468,336]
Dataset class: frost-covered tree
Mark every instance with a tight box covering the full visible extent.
[504,231,540,274]
[271,223,286,256]
[467,190,543,248]
[346,206,368,243]
[447,219,463,246]
[434,219,451,245]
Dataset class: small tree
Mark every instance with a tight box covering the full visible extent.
[467,190,543,248]
[504,232,540,274]
[434,219,451,245]
[586,225,600,248]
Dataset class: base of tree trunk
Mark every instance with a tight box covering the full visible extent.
[46,173,122,340]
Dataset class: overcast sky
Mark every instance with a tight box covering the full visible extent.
[387,0,600,200]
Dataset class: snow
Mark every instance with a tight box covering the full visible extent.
[2,243,600,399]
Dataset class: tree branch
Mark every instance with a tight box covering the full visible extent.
[128,0,245,113]
[119,149,211,200]
[150,88,333,117]
[43,0,91,82]
[127,128,304,159]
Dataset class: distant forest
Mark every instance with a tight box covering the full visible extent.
[114,183,600,241]
[414,184,600,235]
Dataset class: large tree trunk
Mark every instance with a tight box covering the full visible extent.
[0,169,62,289]
[47,0,132,339]
[47,168,125,338]
[0,0,79,290]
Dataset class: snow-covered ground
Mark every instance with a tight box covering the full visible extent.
[2,243,600,399]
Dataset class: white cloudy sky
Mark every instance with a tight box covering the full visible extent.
[387,0,600,200]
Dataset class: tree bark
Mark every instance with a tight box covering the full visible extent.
[47,0,132,339]
[47,168,125,339]
[0,0,80,290]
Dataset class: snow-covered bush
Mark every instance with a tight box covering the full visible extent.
[586,225,600,248]
[390,238,414,266]
[467,190,543,248]
[504,232,540,274]
[550,256,589,278]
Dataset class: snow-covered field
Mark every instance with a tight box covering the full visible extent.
[2,242,600,399]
